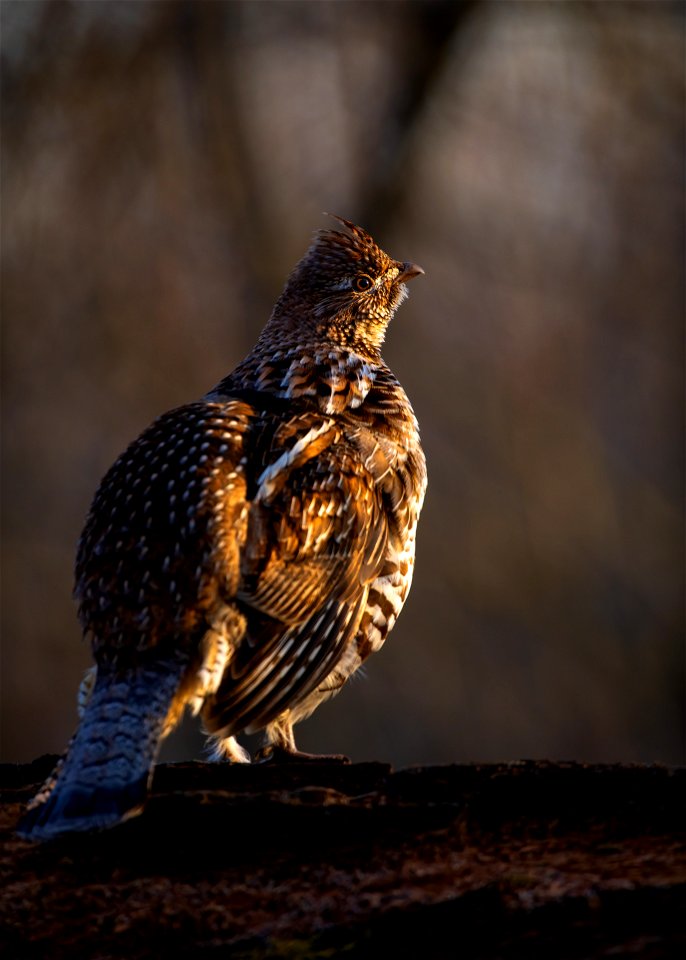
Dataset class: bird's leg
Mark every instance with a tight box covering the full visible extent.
[255,713,351,764]
[206,733,251,764]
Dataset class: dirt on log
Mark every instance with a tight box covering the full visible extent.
[1,757,684,959]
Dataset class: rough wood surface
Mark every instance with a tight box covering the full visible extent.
[1,757,684,958]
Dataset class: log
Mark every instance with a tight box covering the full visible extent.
[1,757,684,958]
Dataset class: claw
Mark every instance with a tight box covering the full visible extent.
[255,745,351,765]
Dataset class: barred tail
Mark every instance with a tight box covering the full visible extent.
[17,659,186,842]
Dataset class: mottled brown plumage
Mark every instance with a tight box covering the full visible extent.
[19,217,427,841]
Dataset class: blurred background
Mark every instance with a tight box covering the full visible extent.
[1,0,683,768]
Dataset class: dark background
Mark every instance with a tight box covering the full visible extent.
[1,0,683,767]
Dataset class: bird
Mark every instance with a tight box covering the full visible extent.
[18,216,427,841]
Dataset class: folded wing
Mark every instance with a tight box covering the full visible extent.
[204,413,388,735]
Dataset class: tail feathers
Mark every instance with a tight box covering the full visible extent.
[17,660,186,842]
[17,768,150,841]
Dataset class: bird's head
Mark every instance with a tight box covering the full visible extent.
[270,216,424,355]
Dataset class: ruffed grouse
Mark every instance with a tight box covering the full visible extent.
[19,217,427,841]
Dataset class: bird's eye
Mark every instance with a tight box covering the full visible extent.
[354,275,373,292]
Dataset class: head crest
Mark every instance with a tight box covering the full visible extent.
[307,215,390,273]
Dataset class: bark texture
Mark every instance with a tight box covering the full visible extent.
[1,758,685,958]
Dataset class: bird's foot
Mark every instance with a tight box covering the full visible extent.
[255,745,351,765]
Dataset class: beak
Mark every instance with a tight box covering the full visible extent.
[396,261,425,283]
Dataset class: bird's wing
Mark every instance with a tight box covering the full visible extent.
[203,412,388,733]
[240,415,387,617]
[75,400,255,667]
